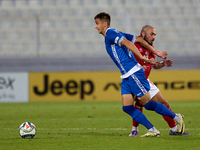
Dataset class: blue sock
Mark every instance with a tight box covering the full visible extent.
[144,100,176,118]
[123,105,153,129]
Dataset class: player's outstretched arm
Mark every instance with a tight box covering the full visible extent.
[163,57,173,67]
[135,36,167,59]
[152,57,173,69]
[121,38,156,65]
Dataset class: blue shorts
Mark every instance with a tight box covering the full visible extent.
[121,69,150,97]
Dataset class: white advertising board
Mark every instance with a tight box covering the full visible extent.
[0,72,29,102]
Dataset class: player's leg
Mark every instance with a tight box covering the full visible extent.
[130,93,173,136]
[128,70,184,135]
[121,77,159,137]
[129,99,143,137]
[152,92,190,135]
[148,80,177,131]
[138,93,185,135]
[149,80,190,135]
[122,94,160,137]
[144,79,185,134]
[122,94,154,130]
[130,77,186,135]
[152,92,177,130]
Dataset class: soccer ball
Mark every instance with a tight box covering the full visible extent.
[19,122,36,138]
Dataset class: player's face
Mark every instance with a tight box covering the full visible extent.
[95,18,105,35]
[143,28,156,45]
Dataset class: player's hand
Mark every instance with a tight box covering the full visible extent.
[163,57,173,67]
[155,50,168,58]
[145,58,157,65]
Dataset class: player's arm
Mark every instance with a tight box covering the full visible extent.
[121,38,156,65]
[152,59,165,69]
[135,36,167,59]
[152,57,173,69]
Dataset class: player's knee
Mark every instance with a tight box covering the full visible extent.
[144,100,157,111]
[122,105,135,115]
[144,100,164,114]
[123,105,143,121]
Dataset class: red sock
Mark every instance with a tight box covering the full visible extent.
[132,102,143,127]
[162,105,176,128]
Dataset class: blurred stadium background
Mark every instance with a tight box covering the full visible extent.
[0,0,199,72]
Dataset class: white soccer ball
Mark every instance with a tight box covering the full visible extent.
[19,122,36,138]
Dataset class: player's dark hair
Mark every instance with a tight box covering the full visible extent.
[94,12,111,26]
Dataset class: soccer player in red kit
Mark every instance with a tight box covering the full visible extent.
[129,25,190,136]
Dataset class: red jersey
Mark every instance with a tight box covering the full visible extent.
[134,43,155,79]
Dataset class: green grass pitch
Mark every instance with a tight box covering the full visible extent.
[0,101,200,150]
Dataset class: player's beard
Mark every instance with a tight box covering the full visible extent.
[144,34,153,46]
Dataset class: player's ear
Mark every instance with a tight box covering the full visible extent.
[103,21,108,27]
[141,31,145,37]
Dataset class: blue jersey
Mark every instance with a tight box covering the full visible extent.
[104,28,150,97]
[105,28,142,76]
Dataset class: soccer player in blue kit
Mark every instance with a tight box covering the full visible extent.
[94,12,185,137]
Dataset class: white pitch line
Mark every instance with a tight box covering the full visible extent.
[3,128,200,131]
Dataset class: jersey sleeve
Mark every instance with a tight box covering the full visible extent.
[106,29,125,47]
[124,33,136,44]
